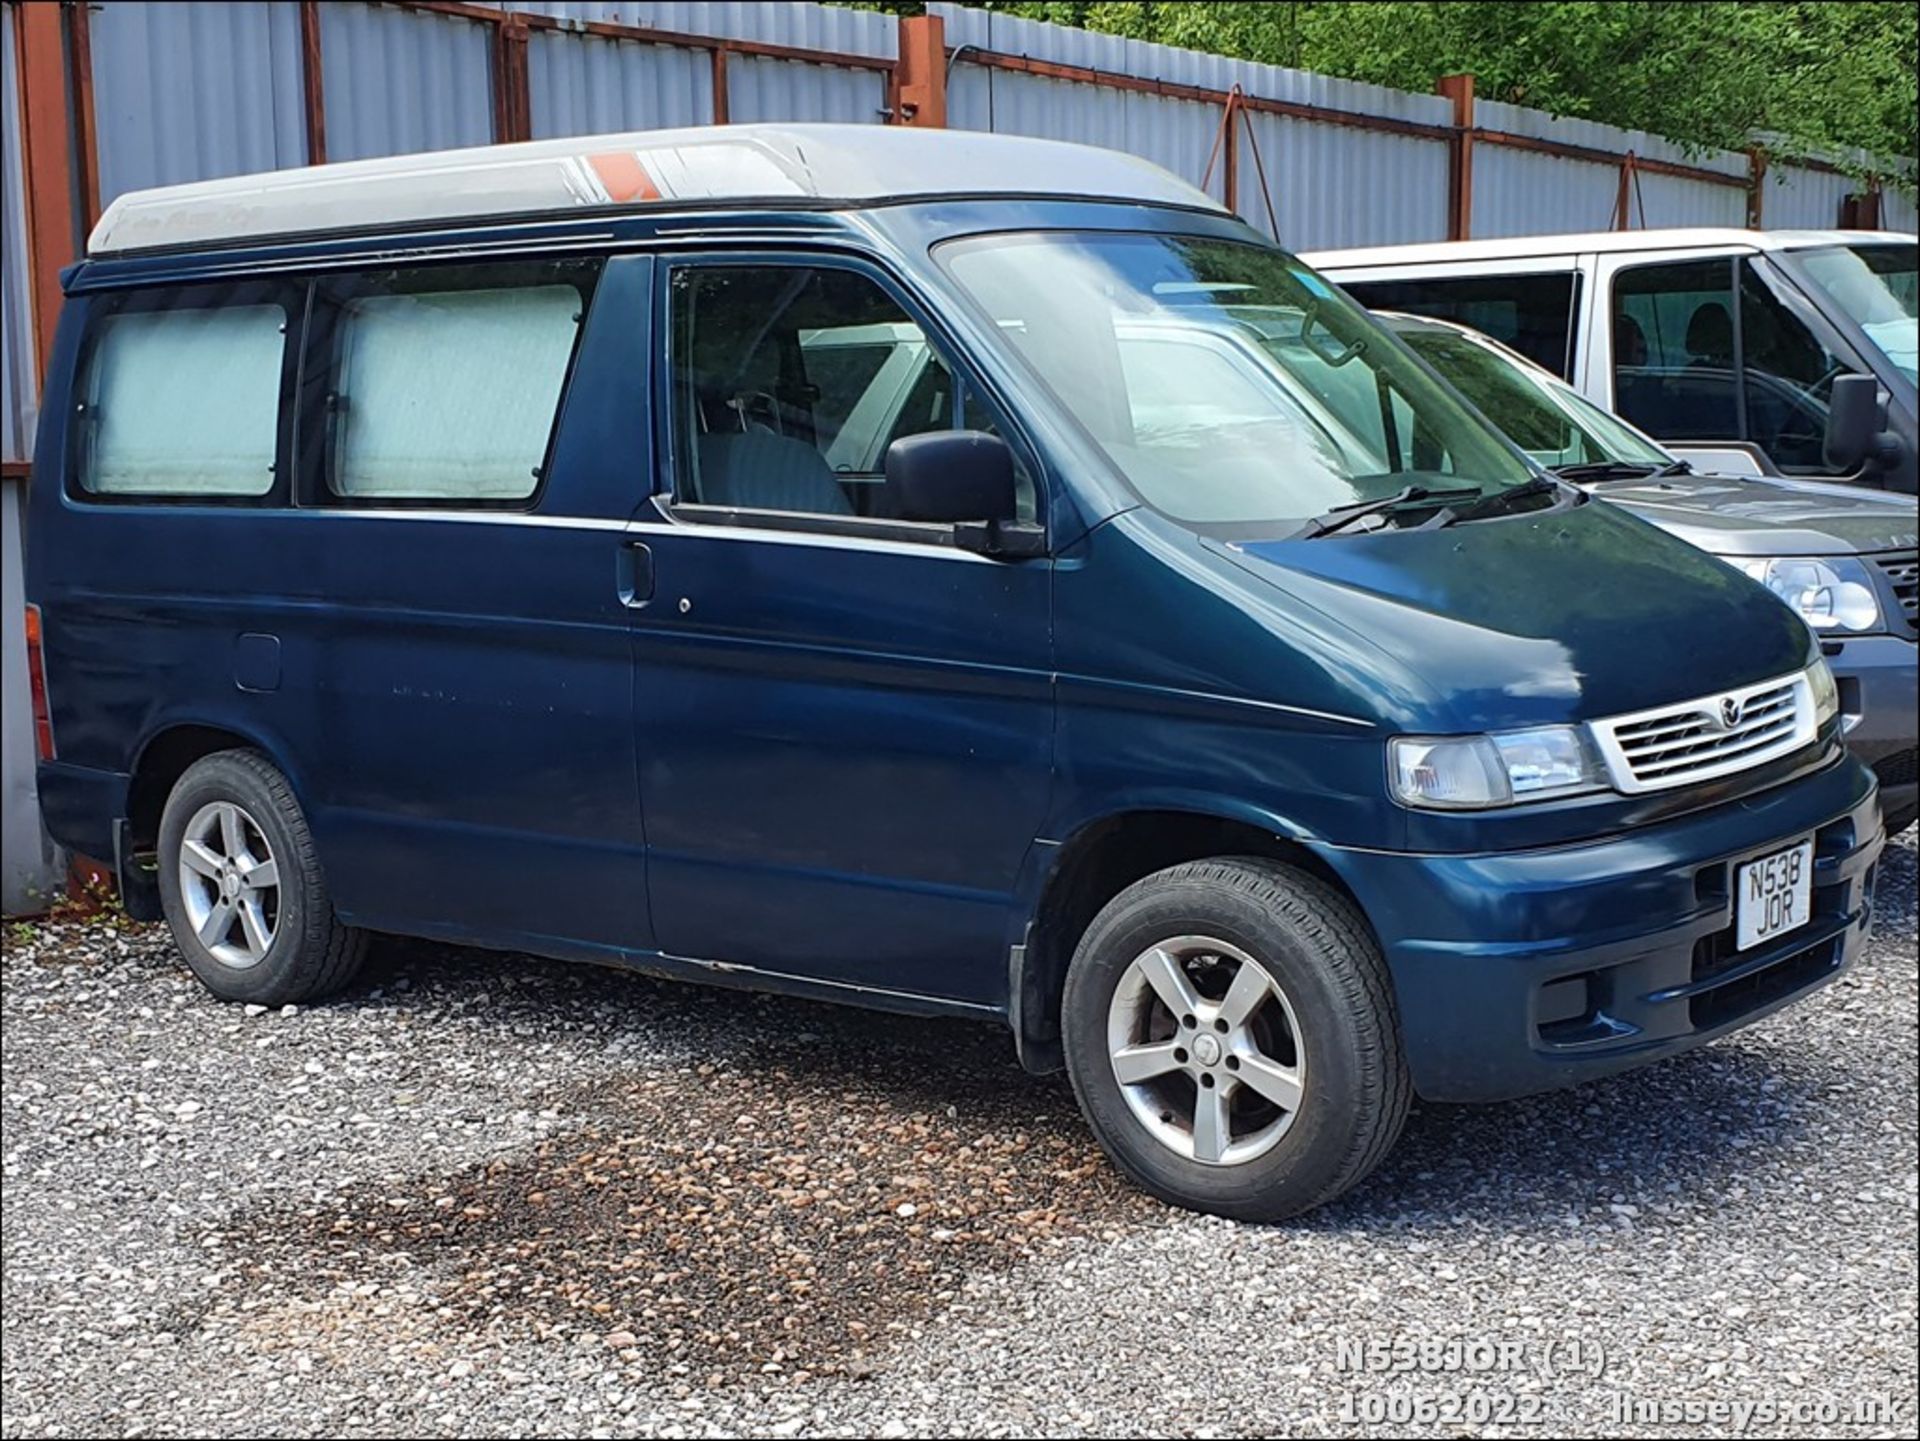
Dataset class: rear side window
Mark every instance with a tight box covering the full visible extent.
[306,261,598,505]
[74,284,293,499]
[1338,272,1582,377]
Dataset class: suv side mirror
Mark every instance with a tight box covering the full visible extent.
[886,430,1017,523]
[1825,373,1885,472]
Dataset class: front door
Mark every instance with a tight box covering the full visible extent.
[1600,250,1874,479]
[629,255,1055,1006]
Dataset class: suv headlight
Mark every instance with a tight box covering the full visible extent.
[1390,726,1607,810]
[1736,556,1882,633]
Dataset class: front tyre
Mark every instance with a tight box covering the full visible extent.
[156,750,365,1005]
[1061,858,1409,1221]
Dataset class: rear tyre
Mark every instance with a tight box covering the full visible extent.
[156,750,365,1005]
[1061,858,1409,1221]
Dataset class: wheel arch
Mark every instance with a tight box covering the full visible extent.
[1009,800,1367,1075]
[127,719,310,849]
[119,718,311,919]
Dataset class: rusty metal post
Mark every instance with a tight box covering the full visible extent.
[5,4,67,913]
[894,13,946,127]
[710,44,730,124]
[1613,150,1642,230]
[1437,73,1474,240]
[63,0,97,228]
[491,13,531,143]
[1201,88,1243,212]
[15,0,79,377]
[1746,146,1766,228]
[1222,90,1239,214]
[299,0,328,164]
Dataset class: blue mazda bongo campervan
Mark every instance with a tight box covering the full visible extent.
[26,127,1886,1219]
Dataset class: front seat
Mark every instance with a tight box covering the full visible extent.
[694,432,853,515]
[1685,302,1734,368]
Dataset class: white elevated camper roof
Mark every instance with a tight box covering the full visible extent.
[87,123,1225,257]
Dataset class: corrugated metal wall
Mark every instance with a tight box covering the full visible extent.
[530,30,715,138]
[1238,113,1449,249]
[519,0,895,131]
[2,472,56,915]
[727,53,886,126]
[1885,188,1919,235]
[1474,143,1619,238]
[1766,162,1858,231]
[318,1,494,163]
[925,3,1908,247]
[89,0,309,204]
[1471,98,1754,237]
[934,2,1454,250]
[2,4,32,465]
[943,7,1223,187]
[513,0,895,57]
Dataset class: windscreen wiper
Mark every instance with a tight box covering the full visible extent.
[1429,474,1573,527]
[1291,484,1483,540]
[1549,460,1664,482]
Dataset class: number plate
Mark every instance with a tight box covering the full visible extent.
[1736,839,1813,951]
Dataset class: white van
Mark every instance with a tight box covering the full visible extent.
[1305,229,1918,494]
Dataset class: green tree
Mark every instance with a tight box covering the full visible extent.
[865,3,1917,177]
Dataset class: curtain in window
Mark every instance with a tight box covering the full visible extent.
[84,305,284,495]
[333,285,579,500]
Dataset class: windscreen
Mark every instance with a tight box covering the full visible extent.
[1794,243,1918,384]
[1392,322,1672,470]
[939,231,1533,527]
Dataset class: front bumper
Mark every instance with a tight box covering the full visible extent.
[1317,756,1884,1103]
[1825,632,1917,824]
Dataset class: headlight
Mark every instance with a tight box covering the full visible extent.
[1808,655,1840,727]
[1737,556,1882,633]
[1390,726,1607,810]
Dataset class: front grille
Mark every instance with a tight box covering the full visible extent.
[1689,935,1841,1030]
[1871,548,1918,632]
[1590,671,1815,794]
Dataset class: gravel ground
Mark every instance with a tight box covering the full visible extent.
[3,827,1914,1439]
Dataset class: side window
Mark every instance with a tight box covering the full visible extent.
[306,260,598,505]
[1610,257,1739,443]
[73,283,295,500]
[1739,258,1854,474]
[670,264,1030,524]
[1339,272,1582,377]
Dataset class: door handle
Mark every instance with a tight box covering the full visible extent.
[617,539,654,607]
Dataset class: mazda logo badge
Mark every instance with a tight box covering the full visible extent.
[1719,696,1744,729]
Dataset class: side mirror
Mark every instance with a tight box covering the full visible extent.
[1824,373,1884,472]
[885,430,1018,524]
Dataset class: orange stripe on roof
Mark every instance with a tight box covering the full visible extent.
[588,151,662,203]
